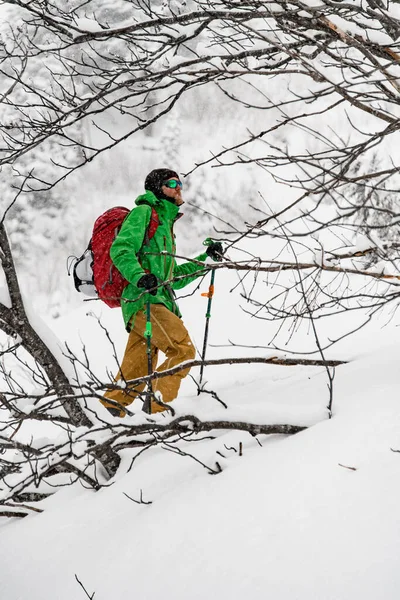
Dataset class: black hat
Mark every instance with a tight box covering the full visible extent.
[144,168,180,200]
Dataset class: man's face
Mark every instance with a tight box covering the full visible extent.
[161,178,184,206]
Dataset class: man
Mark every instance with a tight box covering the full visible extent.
[101,168,222,416]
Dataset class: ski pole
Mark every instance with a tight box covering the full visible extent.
[199,267,216,388]
[142,298,153,414]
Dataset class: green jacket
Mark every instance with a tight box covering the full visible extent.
[110,191,208,329]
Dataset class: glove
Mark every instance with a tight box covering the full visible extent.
[206,241,223,262]
[137,273,158,296]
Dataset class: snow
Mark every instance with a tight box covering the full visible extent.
[1,293,400,598]
[0,285,11,308]
[73,17,104,34]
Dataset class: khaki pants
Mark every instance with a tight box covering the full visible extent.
[101,304,196,415]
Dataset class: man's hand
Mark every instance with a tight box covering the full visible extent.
[137,273,158,295]
[206,241,223,262]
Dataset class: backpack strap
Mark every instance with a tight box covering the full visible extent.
[143,206,160,246]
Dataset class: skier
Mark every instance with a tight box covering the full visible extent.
[101,168,222,416]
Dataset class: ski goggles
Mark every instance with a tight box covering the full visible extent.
[164,178,183,189]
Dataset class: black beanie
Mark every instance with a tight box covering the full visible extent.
[144,168,180,201]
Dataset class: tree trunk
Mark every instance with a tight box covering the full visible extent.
[0,223,119,477]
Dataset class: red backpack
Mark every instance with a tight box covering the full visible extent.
[70,206,160,308]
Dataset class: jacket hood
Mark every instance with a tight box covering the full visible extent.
[135,190,180,219]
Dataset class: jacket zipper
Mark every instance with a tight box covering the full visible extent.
[168,224,175,281]
[163,236,167,278]
[165,229,179,316]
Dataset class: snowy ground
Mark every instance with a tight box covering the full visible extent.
[1,268,400,600]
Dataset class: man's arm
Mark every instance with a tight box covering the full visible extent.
[172,251,209,290]
[110,205,151,286]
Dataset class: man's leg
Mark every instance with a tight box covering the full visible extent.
[101,322,158,415]
[148,304,196,413]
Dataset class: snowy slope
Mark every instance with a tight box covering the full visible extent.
[1,303,400,600]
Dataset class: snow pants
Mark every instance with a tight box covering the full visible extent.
[101,304,196,416]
